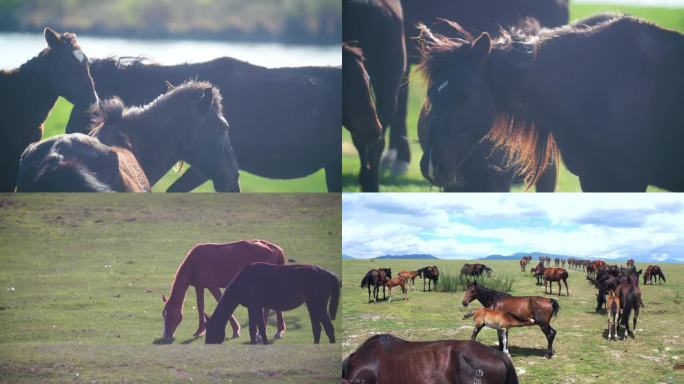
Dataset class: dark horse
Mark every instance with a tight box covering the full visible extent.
[463,281,560,358]
[342,43,383,191]
[342,334,518,383]
[383,0,569,178]
[17,81,239,192]
[460,263,492,277]
[360,268,392,303]
[542,267,569,296]
[0,28,98,192]
[644,265,666,285]
[205,263,340,345]
[66,56,341,191]
[343,0,406,189]
[418,16,684,191]
[587,267,641,312]
[418,265,439,291]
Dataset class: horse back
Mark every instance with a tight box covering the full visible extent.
[493,296,555,323]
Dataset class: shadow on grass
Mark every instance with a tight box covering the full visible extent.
[179,336,200,345]
[506,345,549,357]
[152,337,175,345]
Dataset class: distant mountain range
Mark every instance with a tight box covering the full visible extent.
[342,254,355,260]
[375,254,439,260]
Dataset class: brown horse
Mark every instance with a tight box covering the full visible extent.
[0,28,98,192]
[343,0,406,185]
[418,16,684,191]
[205,263,340,345]
[66,56,341,191]
[463,281,560,358]
[543,268,569,296]
[615,282,643,338]
[361,268,392,303]
[464,307,535,356]
[342,43,383,191]
[342,334,519,383]
[160,240,286,339]
[606,290,620,340]
[398,270,420,290]
[461,263,493,277]
[531,261,545,286]
[17,80,239,192]
[418,265,439,291]
[520,255,532,271]
[644,265,666,285]
[384,276,408,302]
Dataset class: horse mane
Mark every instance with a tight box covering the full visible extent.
[473,283,511,306]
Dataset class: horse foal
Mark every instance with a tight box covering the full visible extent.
[464,307,535,355]
[606,290,620,340]
[384,277,408,303]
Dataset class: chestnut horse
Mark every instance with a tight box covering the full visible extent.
[418,265,439,292]
[520,255,532,272]
[398,270,420,290]
[360,268,392,303]
[342,334,519,383]
[161,240,286,339]
[644,265,666,285]
[205,263,340,345]
[17,81,239,192]
[543,268,569,296]
[464,307,535,356]
[606,290,620,340]
[0,28,98,192]
[384,276,408,302]
[463,281,560,358]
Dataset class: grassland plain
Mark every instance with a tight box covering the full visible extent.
[342,3,684,192]
[342,259,684,383]
[0,194,341,383]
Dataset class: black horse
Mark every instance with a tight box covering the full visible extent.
[419,16,684,191]
[0,28,98,192]
[417,265,439,291]
[343,0,407,187]
[66,56,341,191]
[17,81,239,192]
[383,0,569,177]
[460,263,492,277]
[360,268,392,303]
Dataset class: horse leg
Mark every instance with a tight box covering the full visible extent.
[324,154,342,192]
[539,323,556,358]
[210,287,239,338]
[247,305,261,344]
[633,307,639,337]
[557,280,562,296]
[496,329,504,351]
[502,329,510,356]
[258,307,270,339]
[384,67,410,175]
[274,311,286,339]
[193,287,207,337]
[367,285,371,303]
[563,278,569,296]
[256,308,268,345]
[388,286,392,303]
[471,324,484,341]
[305,302,322,344]
[320,305,335,344]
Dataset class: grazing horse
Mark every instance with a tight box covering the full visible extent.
[463,281,560,358]
[0,28,98,192]
[384,276,408,302]
[464,307,535,356]
[360,268,392,303]
[398,270,420,290]
[644,265,666,285]
[66,56,341,191]
[385,0,569,179]
[606,290,620,340]
[160,240,286,339]
[520,255,532,271]
[418,265,439,292]
[342,334,519,383]
[17,81,239,192]
[531,262,545,286]
[461,263,493,277]
[343,0,406,187]
[615,283,643,338]
[205,263,340,345]
[418,16,684,191]
[342,43,383,191]
[543,268,569,296]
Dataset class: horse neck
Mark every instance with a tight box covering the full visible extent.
[476,285,506,307]
[212,288,240,323]
[167,266,192,310]
[1,54,58,129]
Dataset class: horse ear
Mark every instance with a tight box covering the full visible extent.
[161,294,167,303]
[44,28,61,49]
[471,32,491,64]
[196,87,214,114]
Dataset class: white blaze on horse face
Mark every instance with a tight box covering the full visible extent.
[437,80,449,93]
[73,49,85,63]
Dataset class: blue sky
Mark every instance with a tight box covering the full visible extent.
[342,194,684,262]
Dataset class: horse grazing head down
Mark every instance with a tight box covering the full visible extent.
[161,295,183,339]
[41,28,98,111]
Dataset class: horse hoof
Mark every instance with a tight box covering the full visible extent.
[231,333,240,339]
[274,332,284,339]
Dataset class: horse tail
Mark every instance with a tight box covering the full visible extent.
[550,298,560,318]
[622,289,634,327]
[328,273,340,321]
[463,311,474,319]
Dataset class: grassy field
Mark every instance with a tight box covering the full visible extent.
[342,3,684,192]
[0,194,341,383]
[342,259,684,383]
[41,98,328,192]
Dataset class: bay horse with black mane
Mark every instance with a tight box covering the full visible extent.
[543,267,569,296]
[160,240,286,340]
[644,265,666,285]
[418,265,439,291]
[463,281,560,358]
[205,263,340,345]
[360,268,392,303]
[66,56,341,191]
[0,28,98,192]
[17,80,239,192]
[418,16,684,191]
[342,334,519,383]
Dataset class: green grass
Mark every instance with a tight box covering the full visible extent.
[342,3,684,192]
[42,98,328,192]
[342,259,684,383]
[0,194,341,383]
[435,268,516,293]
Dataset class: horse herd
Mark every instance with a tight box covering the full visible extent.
[160,240,340,345]
[344,257,669,383]
[360,265,440,303]
[1,28,341,192]
[343,0,684,192]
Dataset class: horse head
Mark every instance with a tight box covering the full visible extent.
[161,294,182,339]
[462,281,478,307]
